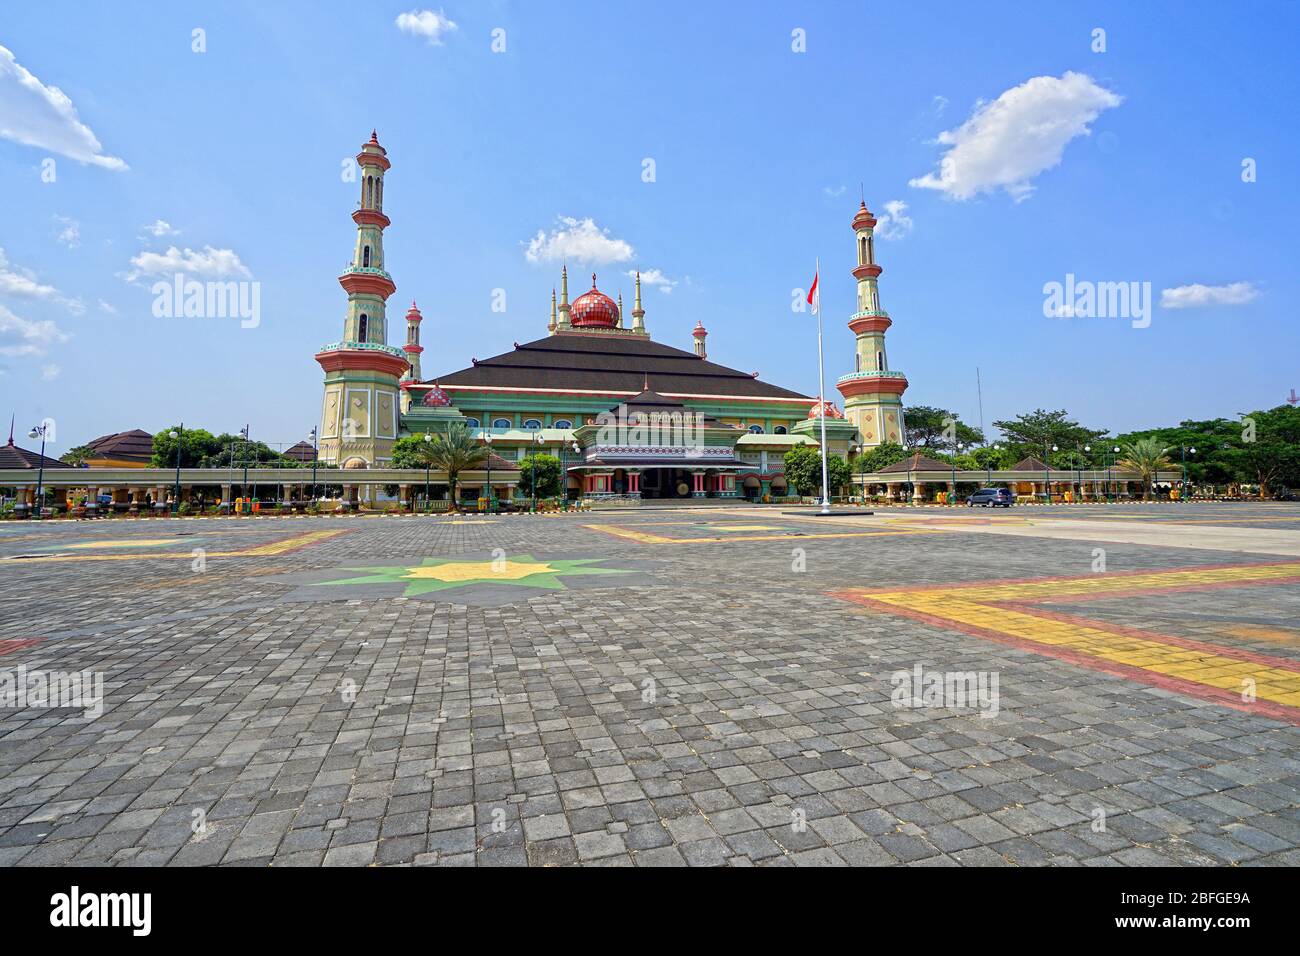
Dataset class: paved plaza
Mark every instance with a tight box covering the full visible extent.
[1,502,1299,867]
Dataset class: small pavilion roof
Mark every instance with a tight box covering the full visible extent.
[876,452,964,474]
[1011,456,1049,471]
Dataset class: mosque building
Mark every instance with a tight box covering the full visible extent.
[314,133,908,501]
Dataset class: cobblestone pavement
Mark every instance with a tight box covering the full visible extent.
[2,503,1298,867]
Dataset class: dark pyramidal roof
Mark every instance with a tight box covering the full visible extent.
[0,440,67,470]
[876,452,968,474]
[435,333,810,401]
[87,428,154,462]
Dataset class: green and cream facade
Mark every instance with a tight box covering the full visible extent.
[313,135,904,498]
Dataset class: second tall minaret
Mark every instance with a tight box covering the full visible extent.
[836,200,909,448]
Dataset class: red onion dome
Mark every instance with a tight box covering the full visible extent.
[808,400,845,419]
[570,274,620,328]
[422,385,451,407]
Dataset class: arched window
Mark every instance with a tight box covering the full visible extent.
[523,419,542,430]
[855,352,861,372]
[867,235,874,264]
[357,314,368,343]
[748,424,764,434]
[463,418,480,429]
[774,426,787,435]
[362,246,371,268]
[365,176,373,208]
[552,419,573,429]
[876,350,884,371]
[376,179,382,210]
[859,236,867,264]
[492,418,512,430]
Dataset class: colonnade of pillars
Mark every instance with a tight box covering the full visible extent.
[863,479,1139,503]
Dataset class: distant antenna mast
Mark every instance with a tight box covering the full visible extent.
[976,367,986,439]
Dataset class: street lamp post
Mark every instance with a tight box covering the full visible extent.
[239,424,251,504]
[422,432,433,511]
[1043,444,1058,504]
[484,433,494,513]
[1074,443,1091,504]
[1179,445,1196,501]
[951,443,963,506]
[309,426,319,501]
[1108,445,1120,502]
[570,440,580,508]
[531,432,544,512]
[27,423,51,519]
[170,424,183,513]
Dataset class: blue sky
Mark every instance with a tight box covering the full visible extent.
[2,0,1297,452]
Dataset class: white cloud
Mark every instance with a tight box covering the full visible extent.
[0,302,70,357]
[98,299,118,315]
[0,44,127,171]
[0,246,58,298]
[141,219,179,238]
[124,245,252,282]
[525,217,635,266]
[1160,281,1259,310]
[395,9,459,45]
[822,185,847,198]
[910,72,1122,202]
[54,215,80,248]
[41,363,60,380]
[875,200,913,240]
[932,94,949,116]
[629,268,676,293]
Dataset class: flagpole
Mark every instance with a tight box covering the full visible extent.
[815,256,830,514]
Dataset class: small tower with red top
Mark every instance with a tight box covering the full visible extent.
[692,320,708,358]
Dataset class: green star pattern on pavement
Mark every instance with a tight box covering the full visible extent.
[310,554,632,597]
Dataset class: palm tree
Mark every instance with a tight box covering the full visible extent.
[426,423,488,511]
[1117,437,1172,501]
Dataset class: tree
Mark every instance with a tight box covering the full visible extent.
[1224,406,1300,497]
[903,405,984,452]
[151,426,221,467]
[784,447,851,497]
[390,433,436,470]
[971,445,1015,471]
[853,441,908,475]
[1114,418,1242,485]
[992,409,1109,465]
[518,454,562,498]
[60,445,94,467]
[424,423,487,508]
[1117,437,1172,501]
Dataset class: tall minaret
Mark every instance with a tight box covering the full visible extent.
[557,265,572,329]
[617,293,625,329]
[692,320,708,358]
[315,131,409,467]
[402,301,424,382]
[548,289,558,334]
[631,271,645,333]
[835,200,908,448]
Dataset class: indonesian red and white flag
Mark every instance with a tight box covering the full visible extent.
[807,269,819,314]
